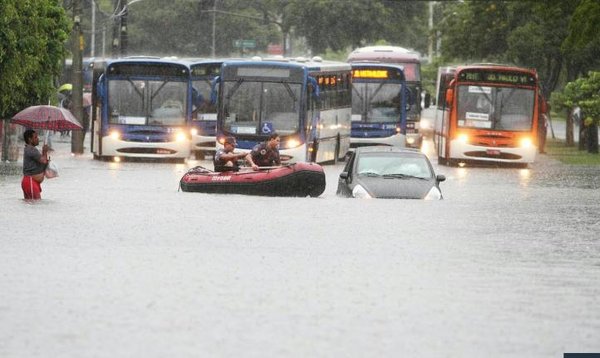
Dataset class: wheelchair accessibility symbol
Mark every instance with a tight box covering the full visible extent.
[261,122,273,134]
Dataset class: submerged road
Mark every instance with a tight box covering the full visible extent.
[1,110,599,358]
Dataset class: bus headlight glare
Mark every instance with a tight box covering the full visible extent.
[285,138,301,148]
[109,130,121,140]
[175,132,187,142]
[190,128,198,136]
[406,137,415,145]
[520,137,532,148]
[457,133,468,144]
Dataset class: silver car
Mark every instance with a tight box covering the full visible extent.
[337,146,445,199]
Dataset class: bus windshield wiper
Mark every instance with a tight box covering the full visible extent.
[226,78,244,99]
[282,82,298,105]
[383,173,428,180]
[127,78,145,101]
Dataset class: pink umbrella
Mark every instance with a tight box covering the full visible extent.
[10,105,82,131]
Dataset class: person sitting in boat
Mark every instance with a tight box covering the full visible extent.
[246,133,281,171]
[213,136,247,172]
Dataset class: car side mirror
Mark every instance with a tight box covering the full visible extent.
[436,174,446,182]
[339,172,349,180]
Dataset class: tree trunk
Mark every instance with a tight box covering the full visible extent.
[566,109,574,146]
[586,123,599,154]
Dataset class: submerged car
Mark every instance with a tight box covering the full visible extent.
[337,146,445,199]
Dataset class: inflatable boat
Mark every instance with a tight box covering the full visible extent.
[179,162,326,197]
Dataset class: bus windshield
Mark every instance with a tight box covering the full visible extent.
[192,79,217,121]
[222,80,301,135]
[457,85,534,131]
[108,79,187,126]
[352,82,402,123]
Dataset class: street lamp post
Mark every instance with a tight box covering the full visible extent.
[71,0,84,154]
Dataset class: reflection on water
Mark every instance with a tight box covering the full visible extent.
[1,139,599,358]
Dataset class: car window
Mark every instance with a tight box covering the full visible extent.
[356,153,432,178]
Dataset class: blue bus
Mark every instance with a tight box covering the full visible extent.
[348,46,429,148]
[215,57,352,164]
[350,63,408,148]
[189,60,222,159]
[91,58,192,161]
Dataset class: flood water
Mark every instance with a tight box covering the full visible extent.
[1,131,599,357]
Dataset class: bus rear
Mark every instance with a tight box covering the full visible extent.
[435,65,539,166]
[93,59,192,162]
[348,46,426,148]
[350,63,407,148]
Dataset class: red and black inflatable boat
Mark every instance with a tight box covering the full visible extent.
[179,162,326,197]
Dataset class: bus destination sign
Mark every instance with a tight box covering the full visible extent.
[352,68,404,80]
[460,70,535,85]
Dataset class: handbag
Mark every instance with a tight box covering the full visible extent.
[45,160,59,179]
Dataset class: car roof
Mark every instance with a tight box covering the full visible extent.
[354,146,424,155]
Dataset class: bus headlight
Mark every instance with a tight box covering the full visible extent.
[406,137,416,145]
[190,128,198,136]
[352,184,372,199]
[109,130,121,140]
[519,137,533,148]
[284,138,301,149]
[457,133,469,144]
[175,132,187,142]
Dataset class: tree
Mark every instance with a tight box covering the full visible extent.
[0,0,70,119]
[554,71,600,153]
[289,0,388,55]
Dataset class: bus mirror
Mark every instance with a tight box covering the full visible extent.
[308,76,320,99]
[96,79,105,101]
[210,76,220,104]
[424,92,431,108]
[540,99,549,113]
[445,88,454,107]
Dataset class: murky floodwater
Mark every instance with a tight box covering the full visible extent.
[1,134,599,357]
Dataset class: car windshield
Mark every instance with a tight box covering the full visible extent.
[356,153,433,178]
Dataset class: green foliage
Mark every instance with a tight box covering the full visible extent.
[0,0,70,119]
[555,71,600,125]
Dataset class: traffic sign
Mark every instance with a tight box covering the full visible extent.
[233,39,256,49]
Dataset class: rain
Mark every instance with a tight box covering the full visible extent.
[2,1,600,357]
[2,108,599,357]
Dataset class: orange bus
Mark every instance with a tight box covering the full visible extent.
[433,64,541,166]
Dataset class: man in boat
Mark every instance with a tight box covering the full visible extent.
[246,133,281,171]
[213,136,247,172]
